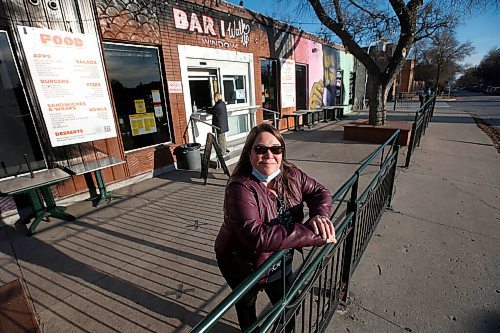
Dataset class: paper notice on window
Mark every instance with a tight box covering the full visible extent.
[134,99,146,113]
[236,89,246,100]
[17,25,117,147]
[151,90,163,117]
[129,113,157,136]
[154,106,163,117]
[151,90,161,103]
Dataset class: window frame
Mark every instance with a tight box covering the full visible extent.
[222,74,247,105]
[103,42,173,153]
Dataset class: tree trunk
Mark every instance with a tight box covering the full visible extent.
[435,62,441,94]
[368,81,388,126]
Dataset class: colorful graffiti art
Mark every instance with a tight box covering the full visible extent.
[309,45,340,109]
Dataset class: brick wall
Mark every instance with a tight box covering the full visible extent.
[94,0,345,179]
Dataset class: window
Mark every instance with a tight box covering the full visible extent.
[0,31,45,179]
[260,59,278,120]
[188,68,218,110]
[103,43,171,151]
[223,75,246,104]
[227,114,249,136]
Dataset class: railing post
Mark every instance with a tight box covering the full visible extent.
[190,118,197,144]
[340,173,359,305]
[387,145,399,207]
[405,122,417,168]
[422,103,429,135]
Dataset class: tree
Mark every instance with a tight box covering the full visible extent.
[456,48,500,88]
[455,66,480,88]
[477,47,500,86]
[414,29,474,92]
[304,0,492,125]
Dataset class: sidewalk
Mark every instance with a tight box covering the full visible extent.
[1,105,499,332]
[330,107,500,332]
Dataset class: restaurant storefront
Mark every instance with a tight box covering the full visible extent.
[0,0,356,214]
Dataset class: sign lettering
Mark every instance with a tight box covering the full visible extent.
[172,7,251,48]
[40,33,83,47]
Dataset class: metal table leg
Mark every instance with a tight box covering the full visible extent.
[24,190,49,236]
[24,187,76,236]
[91,169,123,207]
[40,187,75,221]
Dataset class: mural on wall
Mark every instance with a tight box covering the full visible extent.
[295,37,323,109]
[96,0,161,44]
[169,3,253,50]
[308,45,341,109]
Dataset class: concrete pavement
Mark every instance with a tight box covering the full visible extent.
[330,106,500,332]
[1,103,499,332]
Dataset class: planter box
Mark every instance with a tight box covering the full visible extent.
[343,119,412,146]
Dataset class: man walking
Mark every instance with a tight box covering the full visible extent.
[208,92,229,154]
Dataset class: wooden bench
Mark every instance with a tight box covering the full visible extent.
[305,109,323,127]
[322,106,346,121]
[282,111,308,131]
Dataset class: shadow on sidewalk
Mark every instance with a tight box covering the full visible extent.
[156,169,229,188]
[1,226,237,332]
[0,168,238,331]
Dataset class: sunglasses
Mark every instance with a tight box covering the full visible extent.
[253,145,284,155]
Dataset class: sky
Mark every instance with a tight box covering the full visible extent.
[226,0,499,67]
[456,11,500,66]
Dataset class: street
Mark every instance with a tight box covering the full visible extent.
[449,91,500,132]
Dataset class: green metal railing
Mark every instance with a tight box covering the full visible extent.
[404,95,437,168]
[191,130,401,333]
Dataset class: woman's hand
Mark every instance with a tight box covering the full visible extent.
[309,215,337,244]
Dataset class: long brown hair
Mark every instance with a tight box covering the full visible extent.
[232,123,300,203]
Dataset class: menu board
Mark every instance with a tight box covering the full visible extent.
[280,58,296,108]
[18,26,117,147]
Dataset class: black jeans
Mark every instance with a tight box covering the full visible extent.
[218,262,295,332]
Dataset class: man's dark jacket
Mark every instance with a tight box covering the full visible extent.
[208,100,229,133]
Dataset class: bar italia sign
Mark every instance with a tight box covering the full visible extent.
[172,7,251,49]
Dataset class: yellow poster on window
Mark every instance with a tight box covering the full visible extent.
[129,113,157,136]
[134,99,146,113]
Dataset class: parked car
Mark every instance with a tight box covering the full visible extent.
[491,87,500,96]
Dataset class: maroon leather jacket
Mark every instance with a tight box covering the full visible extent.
[215,166,332,286]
